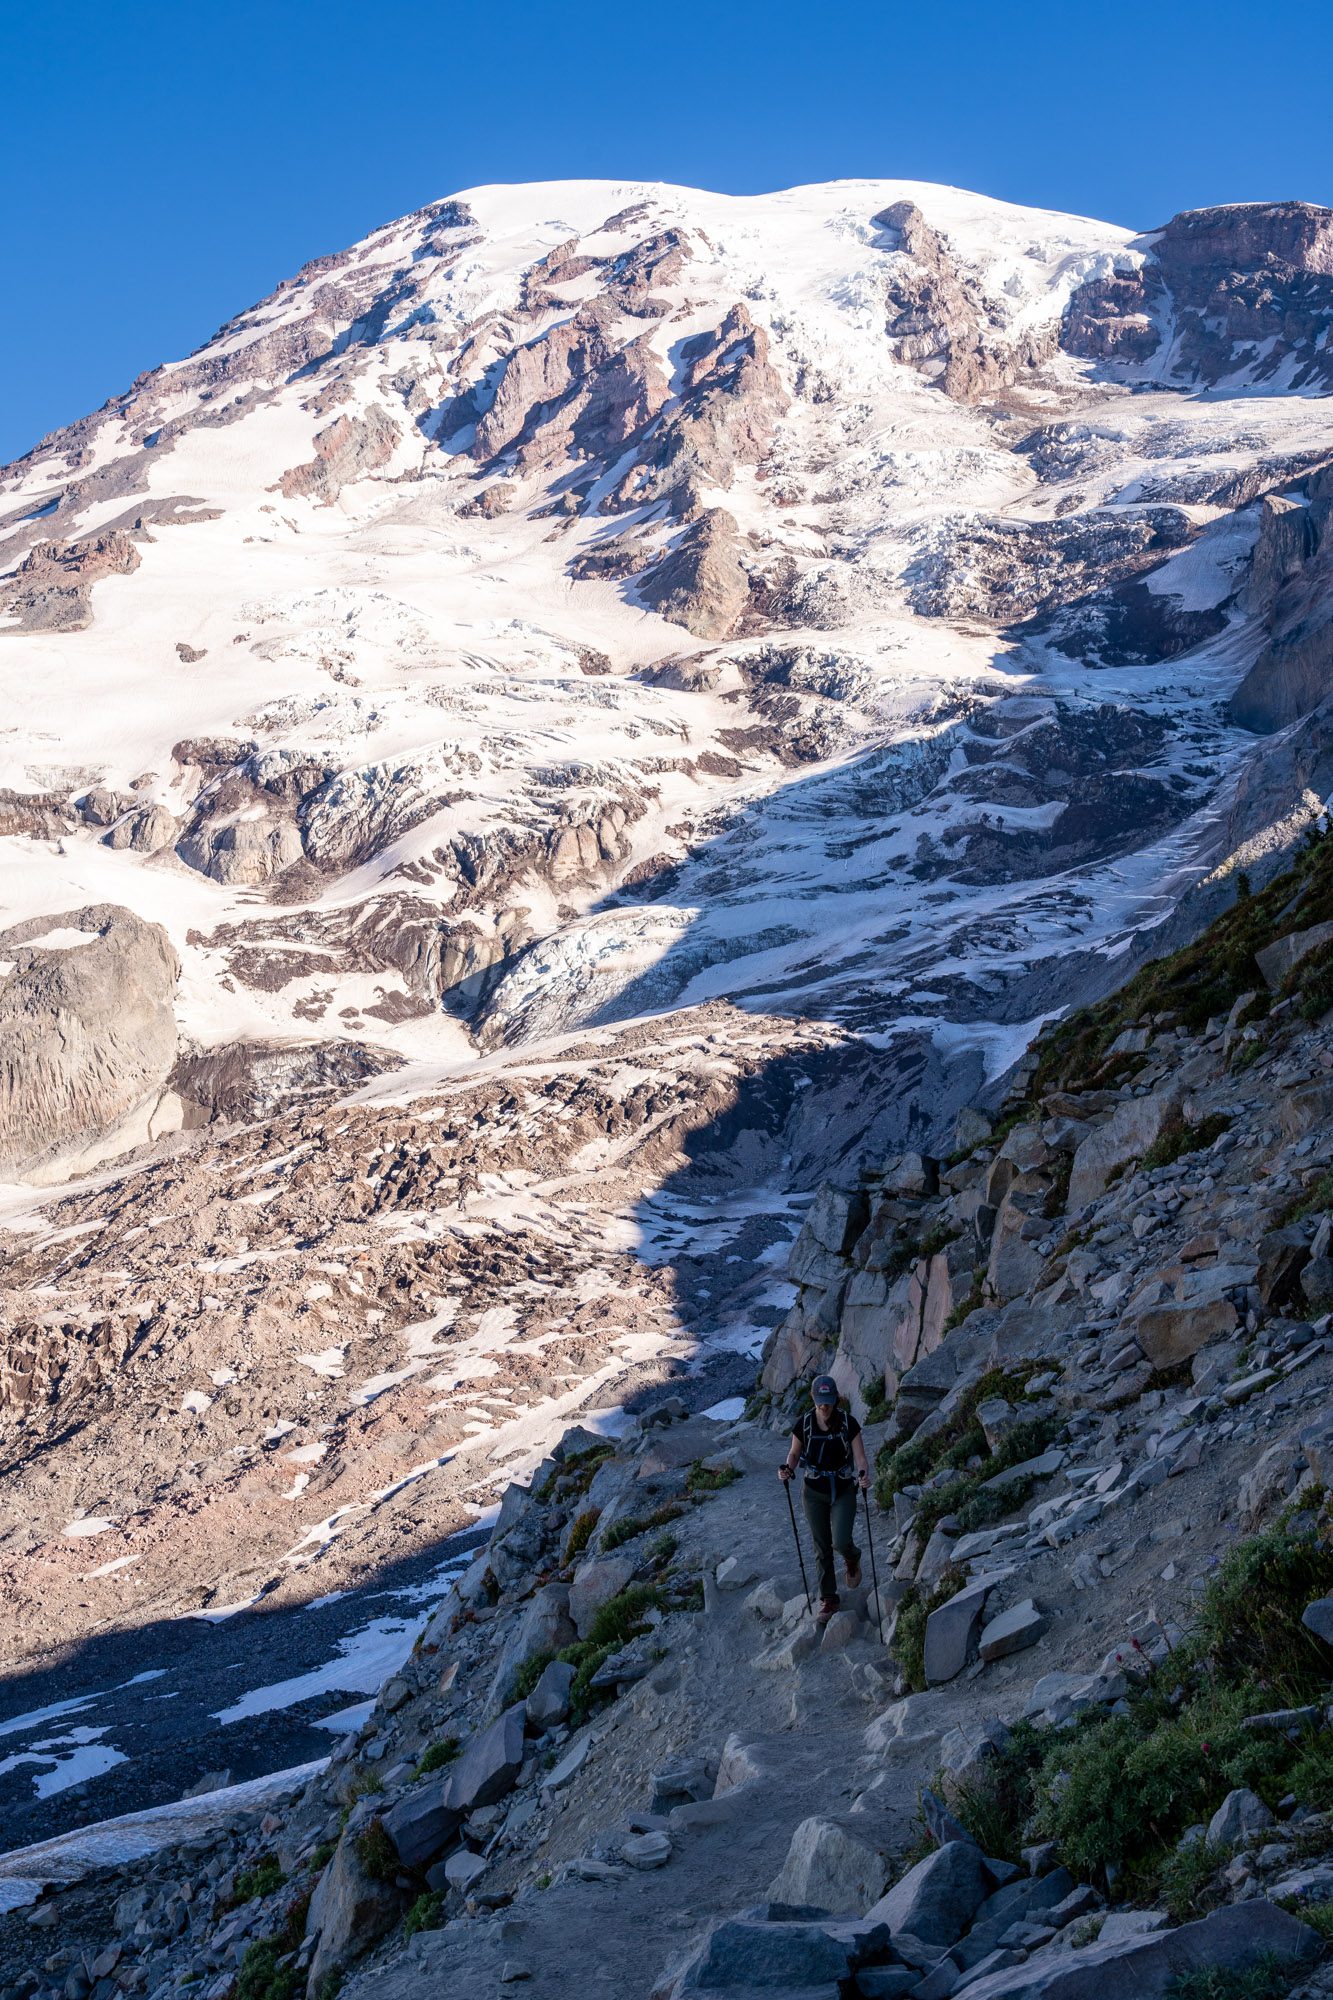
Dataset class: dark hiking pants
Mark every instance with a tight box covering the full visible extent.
[802,1474,859,1601]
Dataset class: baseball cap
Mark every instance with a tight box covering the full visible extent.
[811,1375,838,1403]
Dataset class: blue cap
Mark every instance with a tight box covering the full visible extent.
[811,1375,838,1403]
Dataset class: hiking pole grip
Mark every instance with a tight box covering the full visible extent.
[783,1471,812,1615]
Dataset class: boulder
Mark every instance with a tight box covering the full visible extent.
[924,1581,992,1685]
[525,1658,576,1730]
[954,1898,1317,1998]
[805,1183,872,1256]
[490,1583,577,1707]
[865,1840,992,1948]
[1298,1411,1333,1486]
[304,1824,401,1992]
[1067,1089,1182,1211]
[976,1398,1017,1452]
[1206,1787,1273,1847]
[1256,921,1333,990]
[622,1830,672,1869]
[445,1704,526,1813]
[444,1848,487,1893]
[1257,1225,1311,1309]
[662,1916,892,1997]
[1133,1297,1238,1370]
[380,1784,463,1871]
[979,1601,1048,1663]
[1281,1084,1333,1142]
[768,1817,892,1910]
[1302,1598,1333,1645]
[882,1152,939,1198]
[569,1554,638,1636]
[1238,1441,1301,1524]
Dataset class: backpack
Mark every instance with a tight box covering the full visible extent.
[799,1406,855,1482]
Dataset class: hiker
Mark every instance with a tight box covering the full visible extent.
[778,1374,870,1622]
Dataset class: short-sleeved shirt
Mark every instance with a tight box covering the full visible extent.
[792,1406,861,1483]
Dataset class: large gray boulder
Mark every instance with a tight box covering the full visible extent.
[304,1821,401,1993]
[380,1783,462,1871]
[1067,1087,1182,1211]
[445,1703,526,1813]
[924,1581,992,1685]
[0,904,180,1181]
[525,1658,576,1730]
[488,1582,577,1709]
[957,1898,1317,1998]
[1206,1787,1273,1846]
[768,1816,892,1911]
[865,1840,992,1948]
[569,1554,637,1636]
[661,1915,892,1997]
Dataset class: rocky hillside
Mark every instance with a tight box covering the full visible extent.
[8,822,1333,1997]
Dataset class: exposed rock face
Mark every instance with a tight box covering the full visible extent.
[639,508,751,637]
[3,529,141,631]
[278,404,400,504]
[1065,200,1333,389]
[0,905,179,1180]
[876,199,1059,402]
[1229,465,1333,732]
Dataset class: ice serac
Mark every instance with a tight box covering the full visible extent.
[0,906,180,1181]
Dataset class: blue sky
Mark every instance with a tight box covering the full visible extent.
[3,0,1332,465]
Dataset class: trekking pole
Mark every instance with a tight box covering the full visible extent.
[782,1472,812,1615]
[862,1479,884,1645]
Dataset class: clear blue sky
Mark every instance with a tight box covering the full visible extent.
[4,0,1331,465]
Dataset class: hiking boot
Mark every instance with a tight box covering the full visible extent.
[816,1596,839,1624]
[844,1554,862,1588]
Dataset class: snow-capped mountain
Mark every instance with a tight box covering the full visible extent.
[2,179,1332,1740]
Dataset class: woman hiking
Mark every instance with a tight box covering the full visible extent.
[778,1374,870,1623]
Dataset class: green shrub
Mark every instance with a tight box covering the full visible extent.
[1279,1895,1333,1942]
[234,1941,301,2000]
[937,1527,1333,1905]
[874,1362,1053,1512]
[686,1460,741,1495]
[513,1651,555,1703]
[945,1719,1051,1861]
[232,1892,311,2000]
[1140,1112,1231,1173]
[1183,1526,1333,1693]
[891,1566,966,1693]
[415,1735,460,1776]
[232,1853,285,1904]
[565,1507,600,1561]
[862,1374,891,1424]
[1167,1957,1307,2000]
[585,1582,664,1650]
[1288,938,1333,1022]
[883,1223,961,1283]
[403,1889,445,1938]
[1157,1837,1230,1925]
[1283,1168,1333,1226]
[354,1816,399,1883]
[601,1501,684,1551]
[536,1441,614,1503]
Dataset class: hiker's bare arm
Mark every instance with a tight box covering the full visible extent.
[853,1433,870,1486]
[779,1438,801,1481]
